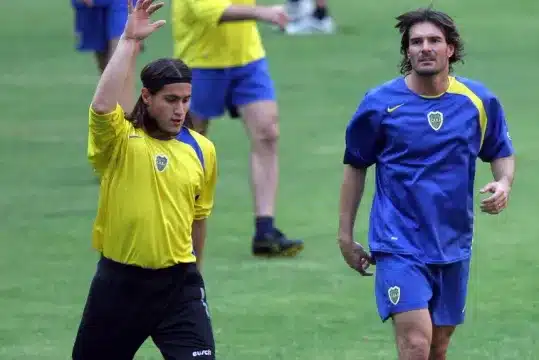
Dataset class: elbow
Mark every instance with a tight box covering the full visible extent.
[91,100,116,115]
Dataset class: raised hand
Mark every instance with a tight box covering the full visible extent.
[123,0,166,41]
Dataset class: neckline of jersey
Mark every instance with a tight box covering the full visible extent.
[401,75,455,99]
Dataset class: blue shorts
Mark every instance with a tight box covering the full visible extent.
[190,58,276,120]
[72,0,131,52]
[373,252,471,326]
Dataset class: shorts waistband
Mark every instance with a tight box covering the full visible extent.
[98,256,195,279]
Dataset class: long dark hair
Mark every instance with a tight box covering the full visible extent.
[395,7,465,74]
[125,58,194,130]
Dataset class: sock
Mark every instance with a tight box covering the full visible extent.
[255,216,274,239]
[313,6,328,20]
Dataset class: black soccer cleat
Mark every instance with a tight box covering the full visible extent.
[252,229,304,258]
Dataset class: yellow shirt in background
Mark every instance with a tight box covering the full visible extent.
[172,0,266,68]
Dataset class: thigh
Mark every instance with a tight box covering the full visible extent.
[429,258,471,326]
[190,68,231,120]
[152,265,215,360]
[229,58,276,112]
[73,7,107,52]
[373,252,433,323]
[72,263,150,360]
[392,309,433,360]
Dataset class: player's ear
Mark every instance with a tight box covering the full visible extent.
[141,87,151,105]
[447,44,455,59]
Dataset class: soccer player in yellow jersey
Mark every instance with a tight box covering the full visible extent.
[171,0,304,258]
[72,1,218,359]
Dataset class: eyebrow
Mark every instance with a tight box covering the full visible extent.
[410,34,444,40]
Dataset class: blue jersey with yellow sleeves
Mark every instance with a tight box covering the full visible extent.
[87,104,217,269]
[344,76,514,264]
[171,0,265,68]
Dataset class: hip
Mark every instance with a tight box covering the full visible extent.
[93,230,197,269]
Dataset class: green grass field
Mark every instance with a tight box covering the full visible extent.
[1,0,538,358]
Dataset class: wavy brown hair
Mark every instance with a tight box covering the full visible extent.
[395,7,465,75]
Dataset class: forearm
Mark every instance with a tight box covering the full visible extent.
[192,219,207,270]
[490,155,515,187]
[91,37,139,114]
[338,165,367,242]
[118,43,139,114]
[219,5,265,22]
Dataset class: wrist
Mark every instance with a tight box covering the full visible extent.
[252,6,268,21]
[120,34,140,43]
[337,235,353,245]
[497,176,513,189]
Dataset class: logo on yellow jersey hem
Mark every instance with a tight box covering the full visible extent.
[155,154,169,172]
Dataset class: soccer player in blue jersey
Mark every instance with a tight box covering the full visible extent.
[71,0,140,74]
[338,8,515,360]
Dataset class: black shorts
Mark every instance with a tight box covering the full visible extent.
[72,256,215,360]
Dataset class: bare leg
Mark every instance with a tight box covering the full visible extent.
[189,113,210,136]
[315,0,326,5]
[429,326,456,360]
[393,309,433,360]
[285,0,335,34]
[94,52,109,74]
[238,100,279,218]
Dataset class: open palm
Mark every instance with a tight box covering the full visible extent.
[124,0,166,40]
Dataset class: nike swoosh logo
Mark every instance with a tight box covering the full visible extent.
[387,104,404,113]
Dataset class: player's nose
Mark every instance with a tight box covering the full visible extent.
[173,104,186,116]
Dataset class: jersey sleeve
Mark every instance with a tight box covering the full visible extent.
[194,140,218,220]
[87,104,130,175]
[186,0,230,26]
[343,94,384,168]
[478,95,514,162]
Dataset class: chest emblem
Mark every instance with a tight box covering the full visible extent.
[155,154,169,172]
[427,111,444,131]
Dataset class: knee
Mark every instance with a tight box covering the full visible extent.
[397,330,431,360]
[252,112,279,147]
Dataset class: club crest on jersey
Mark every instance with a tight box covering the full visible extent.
[388,286,400,305]
[155,154,168,172]
[427,111,444,131]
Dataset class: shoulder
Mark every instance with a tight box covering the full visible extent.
[452,76,498,103]
[366,77,404,100]
[184,128,217,171]
[174,127,216,172]
[188,128,216,156]
[348,77,405,126]
[357,77,406,111]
